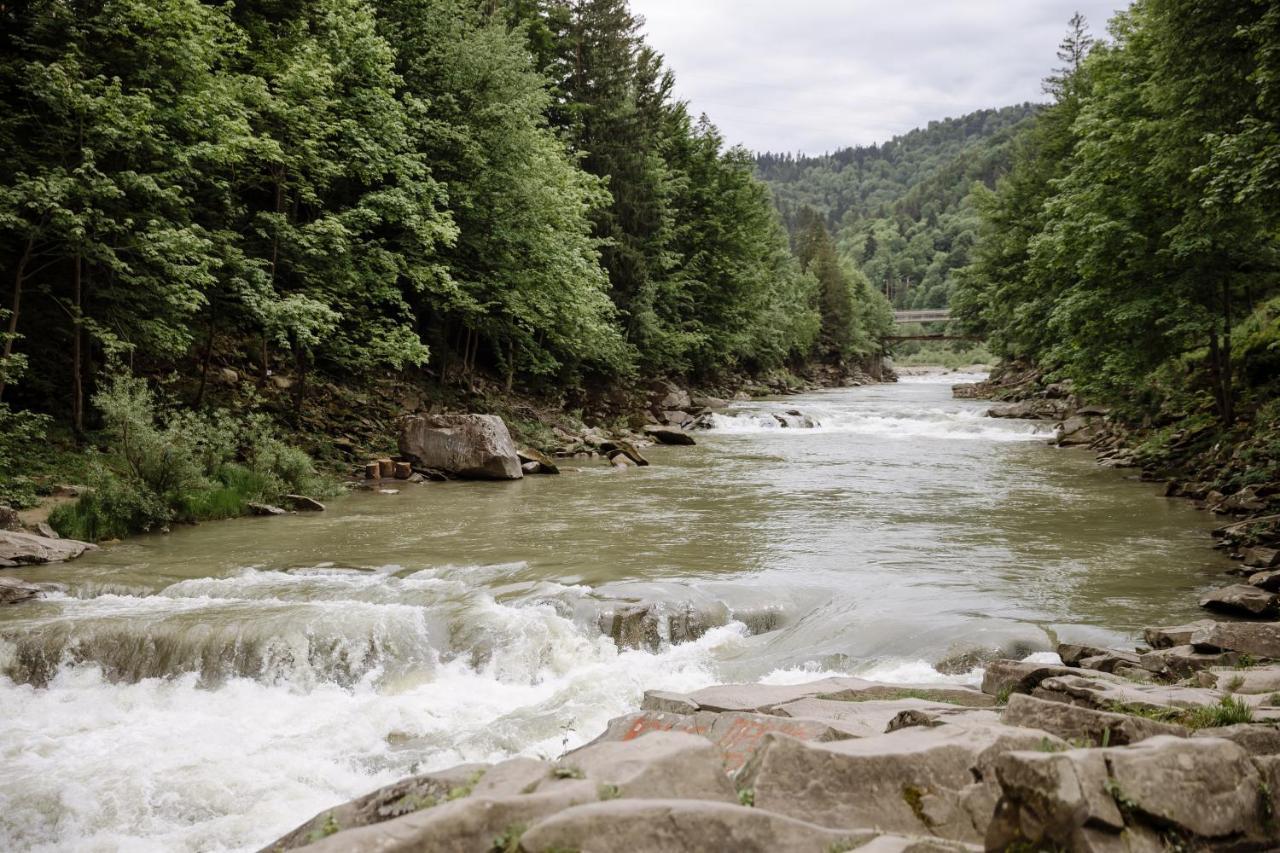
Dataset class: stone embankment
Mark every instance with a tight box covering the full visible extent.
[265,620,1280,852]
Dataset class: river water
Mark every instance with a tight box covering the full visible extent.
[0,373,1231,852]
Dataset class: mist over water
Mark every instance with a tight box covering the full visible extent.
[0,373,1232,851]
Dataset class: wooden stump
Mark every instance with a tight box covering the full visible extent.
[394,461,412,480]
[377,458,394,479]
[364,462,380,480]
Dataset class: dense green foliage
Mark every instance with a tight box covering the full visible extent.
[0,0,894,516]
[955,4,1280,424]
[757,105,1038,310]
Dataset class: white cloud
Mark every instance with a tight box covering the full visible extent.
[629,0,1129,153]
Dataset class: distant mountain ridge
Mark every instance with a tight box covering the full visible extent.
[756,104,1040,310]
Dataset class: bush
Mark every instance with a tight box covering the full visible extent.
[49,371,332,540]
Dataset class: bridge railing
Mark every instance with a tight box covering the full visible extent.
[893,310,952,324]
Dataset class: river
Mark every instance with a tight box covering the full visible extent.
[0,372,1231,852]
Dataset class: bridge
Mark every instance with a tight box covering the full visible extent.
[885,308,980,342]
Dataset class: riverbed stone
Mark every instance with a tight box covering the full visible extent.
[1057,415,1103,446]
[1191,723,1280,755]
[772,697,998,737]
[0,575,41,605]
[518,799,882,853]
[988,736,1269,849]
[0,530,97,565]
[1137,644,1242,678]
[1199,583,1280,618]
[598,441,648,467]
[1000,693,1187,746]
[248,502,287,516]
[980,659,1089,698]
[642,425,696,446]
[517,447,560,475]
[735,723,1063,843]
[1194,666,1280,694]
[650,678,994,715]
[266,762,492,850]
[1031,674,1223,714]
[1143,619,1216,649]
[1192,621,1280,658]
[1244,546,1280,570]
[282,494,325,512]
[398,414,523,480]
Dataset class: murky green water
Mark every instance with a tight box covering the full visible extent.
[0,372,1230,851]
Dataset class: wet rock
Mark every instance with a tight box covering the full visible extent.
[659,410,693,428]
[642,425,696,446]
[398,414,523,480]
[1000,693,1187,746]
[1056,643,1111,667]
[1192,621,1280,658]
[980,660,1086,698]
[987,400,1070,420]
[267,762,492,850]
[248,502,287,516]
[283,495,325,512]
[518,800,880,853]
[689,394,729,409]
[598,441,648,467]
[730,606,785,636]
[1217,487,1268,515]
[990,736,1269,850]
[736,723,1062,843]
[1056,415,1103,447]
[1248,569,1280,592]
[522,461,544,474]
[1143,619,1215,649]
[1058,644,1142,673]
[1244,546,1280,570]
[1199,583,1280,618]
[0,576,41,605]
[0,530,98,565]
[516,447,560,475]
[933,647,1003,675]
[598,602,725,652]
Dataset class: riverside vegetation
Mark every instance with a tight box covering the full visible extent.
[0,0,893,537]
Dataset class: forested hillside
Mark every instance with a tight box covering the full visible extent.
[0,0,891,523]
[757,105,1037,310]
[955,3,1280,481]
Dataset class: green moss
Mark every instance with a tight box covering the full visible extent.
[305,812,341,843]
[737,787,755,807]
[551,765,585,780]
[491,823,526,853]
[902,785,934,826]
[597,783,621,801]
[1183,696,1253,729]
[995,686,1014,705]
[447,769,486,801]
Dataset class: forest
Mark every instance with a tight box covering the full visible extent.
[952,1,1280,434]
[0,0,889,524]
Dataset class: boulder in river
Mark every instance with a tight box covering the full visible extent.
[1244,546,1280,569]
[1199,583,1280,618]
[0,576,41,605]
[598,441,648,467]
[517,447,560,475]
[248,502,287,516]
[283,495,325,512]
[1192,621,1280,658]
[398,414,523,480]
[1055,414,1103,446]
[643,425,696,446]
[0,530,97,565]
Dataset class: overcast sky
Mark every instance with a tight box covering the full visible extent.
[629,1,1129,154]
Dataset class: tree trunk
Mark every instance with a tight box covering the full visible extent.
[193,302,218,409]
[506,337,515,392]
[71,254,84,438]
[0,239,34,401]
[1221,279,1234,425]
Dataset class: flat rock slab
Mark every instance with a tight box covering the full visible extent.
[1032,674,1225,714]
[1144,619,1216,649]
[1138,644,1242,678]
[774,697,998,737]
[646,678,993,715]
[1193,622,1280,659]
[642,425,696,446]
[581,710,857,772]
[1194,666,1280,695]
[979,659,1118,698]
[0,575,41,605]
[1199,584,1280,618]
[0,530,97,565]
[736,723,1062,844]
[1001,693,1187,746]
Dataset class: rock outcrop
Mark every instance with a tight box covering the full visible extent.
[642,425,696,446]
[0,530,97,566]
[398,414,523,480]
[0,575,41,605]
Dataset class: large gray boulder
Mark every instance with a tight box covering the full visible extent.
[398,414,522,480]
[988,736,1270,850]
[0,530,97,565]
[735,723,1062,844]
[1192,621,1280,658]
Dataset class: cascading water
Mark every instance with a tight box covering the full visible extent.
[0,372,1231,852]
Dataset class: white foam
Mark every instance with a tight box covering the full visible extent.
[708,405,1051,442]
